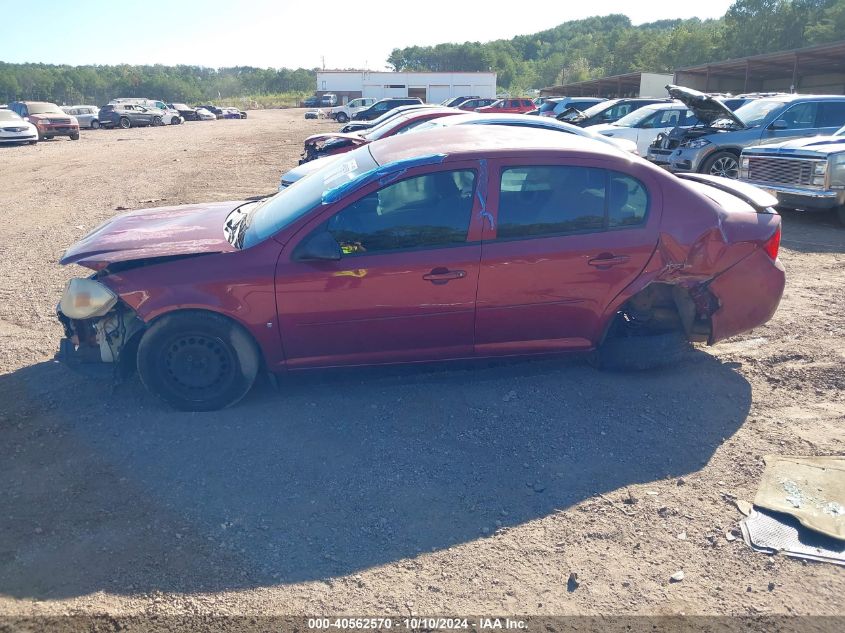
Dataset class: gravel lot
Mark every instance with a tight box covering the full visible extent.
[0,109,843,622]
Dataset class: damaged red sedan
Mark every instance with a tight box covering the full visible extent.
[57,126,785,411]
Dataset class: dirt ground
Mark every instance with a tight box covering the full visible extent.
[0,109,842,623]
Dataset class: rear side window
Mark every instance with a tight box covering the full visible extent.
[497,166,648,239]
[817,101,845,128]
[327,170,477,255]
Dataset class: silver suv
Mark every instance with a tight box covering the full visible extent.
[62,105,101,129]
[658,86,845,178]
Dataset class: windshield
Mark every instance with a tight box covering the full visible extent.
[538,100,562,113]
[730,99,786,127]
[363,114,409,140]
[0,110,22,122]
[613,107,658,127]
[242,147,378,248]
[27,103,63,115]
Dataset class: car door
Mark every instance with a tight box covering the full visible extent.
[815,101,845,136]
[474,158,661,354]
[275,162,484,367]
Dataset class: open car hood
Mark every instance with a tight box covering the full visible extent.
[60,201,242,270]
[666,84,746,129]
[304,132,368,147]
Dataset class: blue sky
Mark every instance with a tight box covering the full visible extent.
[0,0,737,69]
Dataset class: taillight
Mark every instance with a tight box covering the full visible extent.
[763,225,781,260]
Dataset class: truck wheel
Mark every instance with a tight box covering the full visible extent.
[137,311,260,412]
[119,117,131,129]
[702,151,740,179]
[335,112,349,123]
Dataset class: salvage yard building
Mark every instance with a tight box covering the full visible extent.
[315,71,497,105]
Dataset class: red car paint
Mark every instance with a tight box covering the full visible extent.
[475,98,537,114]
[300,108,460,162]
[61,126,784,373]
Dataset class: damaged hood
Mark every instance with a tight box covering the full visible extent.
[303,131,368,147]
[666,84,746,129]
[61,200,242,270]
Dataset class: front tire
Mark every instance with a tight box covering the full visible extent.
[137,311,260,411]
[702,151,740,179]
[335,112,349,123]
[91,120,100,129]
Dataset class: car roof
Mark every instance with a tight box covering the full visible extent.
[369,124,626,166]
[752,94,845,103]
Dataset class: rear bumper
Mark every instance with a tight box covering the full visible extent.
[708,249,785,343]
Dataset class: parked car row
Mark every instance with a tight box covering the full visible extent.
[1,98,248,143]
[639,85,845,224]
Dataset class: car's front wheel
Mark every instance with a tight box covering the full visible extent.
[137,311,261,411]
[335,112,349,123]
[91,120,100,129]
[703,151,740,179]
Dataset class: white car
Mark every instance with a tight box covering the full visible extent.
[330,98,377,123]
[195,108,217,121]
[0,108,38,144]
[587,102,695,156]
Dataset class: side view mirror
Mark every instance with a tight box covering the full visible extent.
[770,119,788,130]
[294,231,342,261]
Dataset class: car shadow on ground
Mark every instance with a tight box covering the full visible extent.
[0,350,751,599]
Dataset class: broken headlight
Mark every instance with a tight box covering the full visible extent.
[59,278,118,320]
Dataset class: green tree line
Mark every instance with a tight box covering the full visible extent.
[387,0,845,92]
[1,0,844,104]
[0,64,315,106]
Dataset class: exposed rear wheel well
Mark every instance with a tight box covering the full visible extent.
[603,283,714,344]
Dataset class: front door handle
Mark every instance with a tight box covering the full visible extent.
[423,267,467,284]
[588,254,630,268]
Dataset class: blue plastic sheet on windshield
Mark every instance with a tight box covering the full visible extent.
[321,153,447,205]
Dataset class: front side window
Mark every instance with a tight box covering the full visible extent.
[497,166,648,239]
[774,102,818,129]
[326,170,476,255]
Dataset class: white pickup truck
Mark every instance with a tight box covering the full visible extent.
[330,98,376,123]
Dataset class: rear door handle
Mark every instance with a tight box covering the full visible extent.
[588,254,630,268]
[423,267,467,284]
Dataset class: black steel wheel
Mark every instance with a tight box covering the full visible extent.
[137,311,260,411]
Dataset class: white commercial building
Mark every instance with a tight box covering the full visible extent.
[315,71,497,104]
